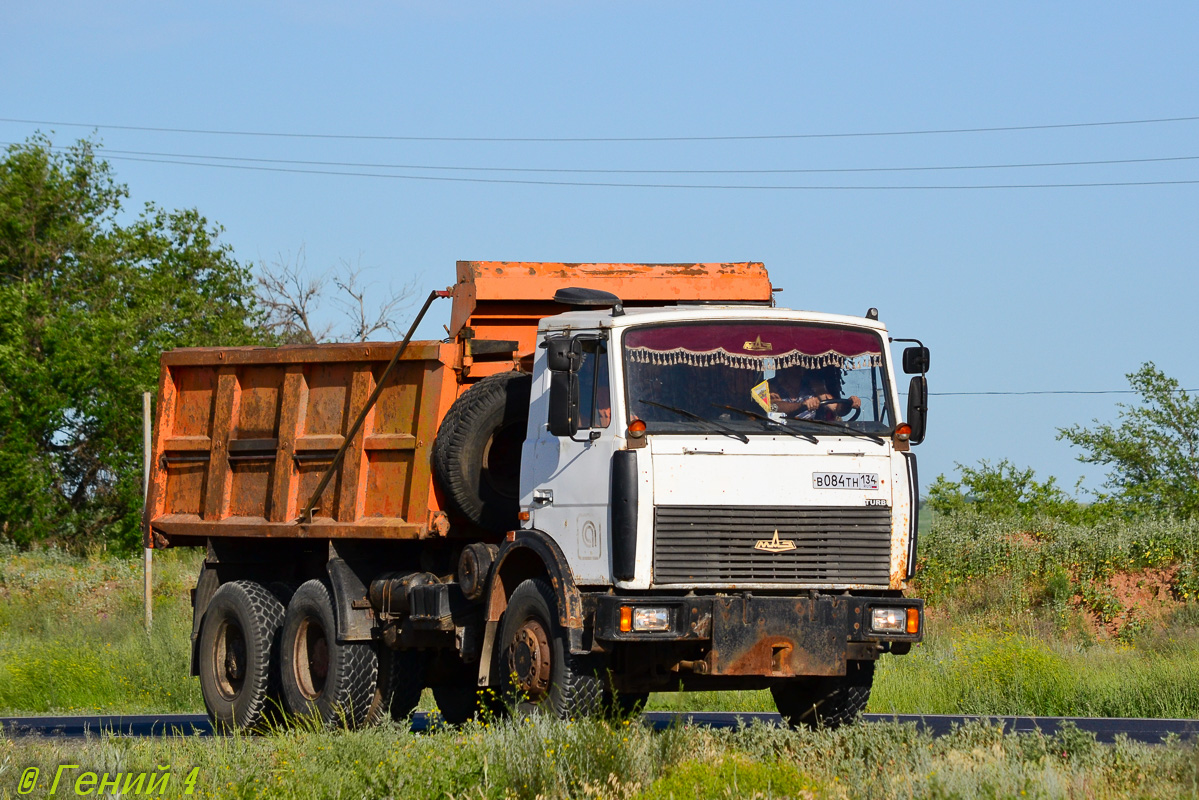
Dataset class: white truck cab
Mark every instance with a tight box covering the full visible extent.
[522,303,922,593]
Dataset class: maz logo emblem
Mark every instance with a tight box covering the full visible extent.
[743,336,773,352]
[754,530,796,553]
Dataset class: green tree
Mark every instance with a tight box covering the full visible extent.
[1058,362,1199,518]
[0,135,267,550]
[927,459,1083,519]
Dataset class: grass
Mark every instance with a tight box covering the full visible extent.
[915,512,1199,609]
[646,606,1199,718]
[0,543,202,715]
[3,715,1199,799]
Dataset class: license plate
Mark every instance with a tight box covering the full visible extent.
[813,472,879,490]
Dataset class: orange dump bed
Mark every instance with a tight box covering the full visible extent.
[144,261,772,547]
[143,342,463,547]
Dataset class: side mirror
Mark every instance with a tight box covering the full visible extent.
[906,375,927,445]
[548,372,580,437]
[546,337,582,373]
[546,337,582,437]
[903,346,930,375]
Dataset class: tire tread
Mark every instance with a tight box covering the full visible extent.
[280,579,378,729]
[198,580,285,732]
[771,660,874,730]
[500,578,602,720]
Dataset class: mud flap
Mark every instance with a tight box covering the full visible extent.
[327,558,375,642]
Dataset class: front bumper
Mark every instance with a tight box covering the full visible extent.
[593,593,922,677]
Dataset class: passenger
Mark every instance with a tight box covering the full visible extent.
[770,369,860,421]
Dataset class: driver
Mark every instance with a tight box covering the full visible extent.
[770,368,860,421]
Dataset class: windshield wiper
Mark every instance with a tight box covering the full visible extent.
[715,405,818,443]
[789,416,887,445]
[638,399,749,444]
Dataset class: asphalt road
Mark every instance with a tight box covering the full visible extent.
[3,712,1197,744]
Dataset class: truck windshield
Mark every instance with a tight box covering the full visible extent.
[623,321,893,436]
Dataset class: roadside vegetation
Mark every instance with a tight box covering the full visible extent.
[4,713,1199,799]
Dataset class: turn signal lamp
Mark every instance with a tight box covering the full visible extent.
[619,606,633,632]
[627,419,647,439]
[894,423,912,442]
[619,606,671,632]
[906,607,920,635]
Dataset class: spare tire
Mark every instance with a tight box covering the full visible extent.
[433,371,532,533]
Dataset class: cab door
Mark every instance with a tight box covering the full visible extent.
[523,333,617,584]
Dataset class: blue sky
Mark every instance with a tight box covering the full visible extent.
[3,1,1197,492]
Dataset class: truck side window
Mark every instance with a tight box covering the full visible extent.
[575,339,611,430]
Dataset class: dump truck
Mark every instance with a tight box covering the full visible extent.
[144,261,929,731]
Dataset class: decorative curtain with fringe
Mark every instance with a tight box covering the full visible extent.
[625,323,884,371]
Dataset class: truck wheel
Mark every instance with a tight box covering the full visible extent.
[432,686,507,725]
[771,660,875,730]
[433,371,531,533]
[197,580,285,733]
[497,578,602,720]
[369,647,426,725]
[279,580,378,729]
[604,690,649,719]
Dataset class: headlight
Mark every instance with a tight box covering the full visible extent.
[632,607,671,632]
[869,607,920,635]
[870,607,906,633]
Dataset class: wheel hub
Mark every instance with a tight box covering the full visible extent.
[225,645,244,681]
[508,619,551,700]
[295,617,330,700]
[213,620,247,700]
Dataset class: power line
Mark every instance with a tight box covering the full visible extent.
[922,389,1198,397]
[18,142,1199,176]
[53,153,1199,190]
[3,113,1199,143]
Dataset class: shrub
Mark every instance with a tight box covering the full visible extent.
[637,757,812,800]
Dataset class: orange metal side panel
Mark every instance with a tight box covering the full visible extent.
[145,341,463,546]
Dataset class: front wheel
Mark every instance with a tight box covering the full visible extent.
[771,660,874,730]
[497,578,602,719]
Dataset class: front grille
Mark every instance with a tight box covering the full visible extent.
[653,505,891,586]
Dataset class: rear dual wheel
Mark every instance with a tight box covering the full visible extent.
[199,578,421,731]
[197,580,286,732]
[279,580,379,729]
